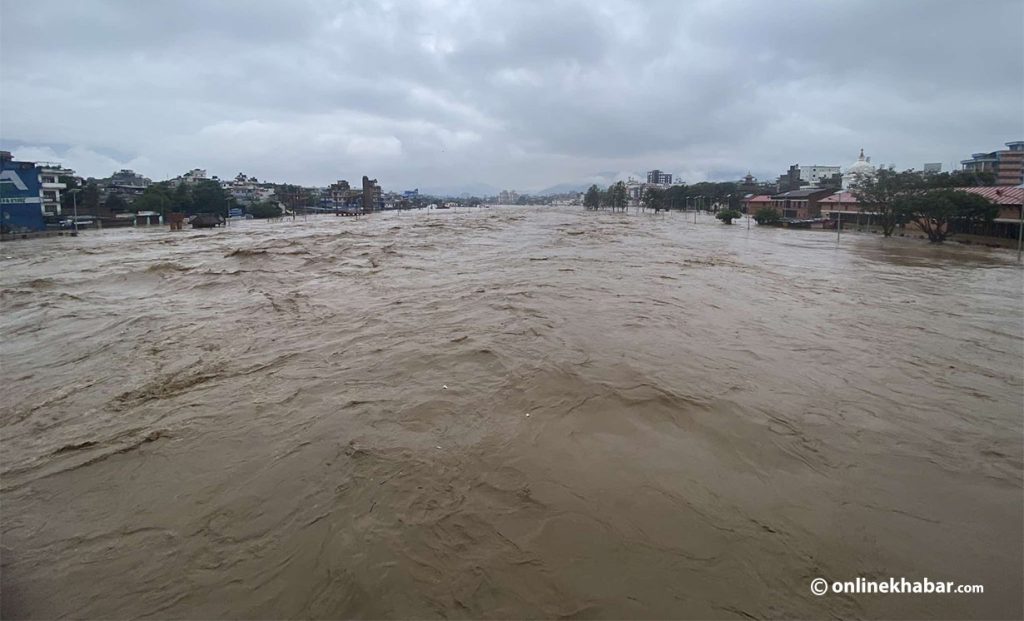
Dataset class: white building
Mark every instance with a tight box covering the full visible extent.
[842,149,876,190]
[625,177,643,205]
[38,163,75,217]
[222,173,274,205]
[175,168,208,185]
[800,165,841,187]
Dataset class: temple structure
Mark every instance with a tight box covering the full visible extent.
[842,148,876,189]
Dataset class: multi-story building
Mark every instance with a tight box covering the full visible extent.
[362,176,382,212]
[777,163,841,192]
[961,141,1024,185]
[646,170,672,185]
[1,152,45,231]
[770,187,836,219]
[38,163,77,217]
[98,169,152,206]
[223,173,274,205]
[324,179,360,209]
[800,165,841,187]
[174,168,208,185]
[0,151,78,231]
[108,169,151,187]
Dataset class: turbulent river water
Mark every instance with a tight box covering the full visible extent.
[1,206,1022,619]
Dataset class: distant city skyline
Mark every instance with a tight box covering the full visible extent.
[2,0,1022,193]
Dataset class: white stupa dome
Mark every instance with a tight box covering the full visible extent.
[842,148,876,189]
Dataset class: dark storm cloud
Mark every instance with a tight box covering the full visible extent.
[1,0,1021,191]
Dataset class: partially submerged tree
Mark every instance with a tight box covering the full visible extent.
[716,209,742,224]
[247,201,283,219]
[850,168,924,237]
[905,189,997,243]
[641,187,665,212]
[606,181,628,212]
[583,185,601,211]
[753,207,782,225]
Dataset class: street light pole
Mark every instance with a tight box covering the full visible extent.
[68,188,81,236]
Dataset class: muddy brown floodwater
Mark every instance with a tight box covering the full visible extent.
[1,207,1022,619]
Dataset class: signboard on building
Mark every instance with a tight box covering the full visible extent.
[0,161,45,232]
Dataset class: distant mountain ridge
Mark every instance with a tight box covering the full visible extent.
[418,182,501,197]
[534,182,592,195]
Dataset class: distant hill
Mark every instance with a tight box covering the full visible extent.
[534,182,591,196]
[418,182,501,198]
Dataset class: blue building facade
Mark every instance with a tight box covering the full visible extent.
[0,155,45,233]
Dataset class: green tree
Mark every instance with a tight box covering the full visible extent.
[664,184,688,210]
[905,189,997,243]
[716,209,742,224]
[927,170,996,188]
[608,181,628,211]
[192,179,230,215]
[172,183,194,213]
[81,181,101,213]
[135,184,172,215]
[753,207,782,225]
[851,168,925,237]
[59,175,83,212]
[583,185,601,210]
[104,193,129,213]
[641,187,665,212]
[247,201,283,219]
[275,184,303,212]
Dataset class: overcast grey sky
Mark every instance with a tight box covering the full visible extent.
[2,0,1022,193]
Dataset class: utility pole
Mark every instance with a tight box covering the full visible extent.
[1017,204,1022,262]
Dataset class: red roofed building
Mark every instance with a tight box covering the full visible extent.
[955,186,1023,242]
[742,194,773,214]
[820,186,1022,242]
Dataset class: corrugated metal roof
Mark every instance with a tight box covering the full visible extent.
[819,192,858,203]
[774,188,835,198]
[744,194,773,202]
[958,186,1023,205]
[819,186,1023,205]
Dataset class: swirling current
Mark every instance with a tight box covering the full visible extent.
[1,207,1022,619]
